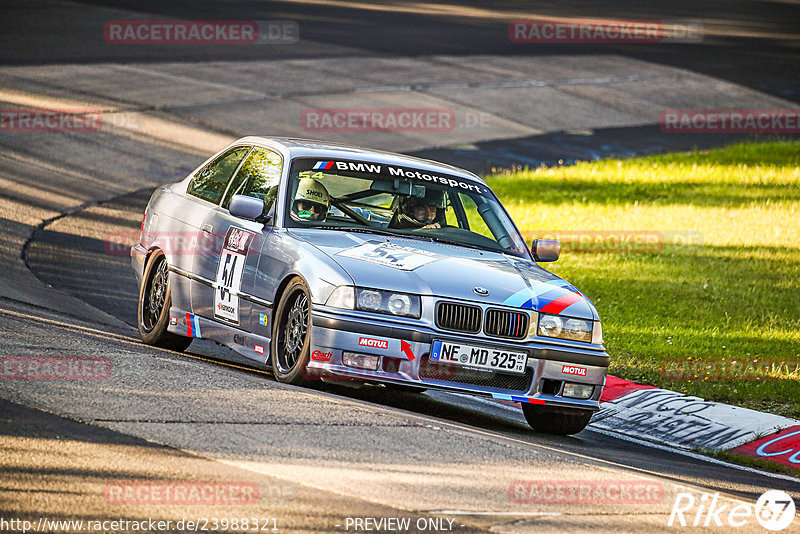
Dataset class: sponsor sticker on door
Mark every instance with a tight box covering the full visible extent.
[214,227,255,324]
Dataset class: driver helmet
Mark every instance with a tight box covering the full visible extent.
[292,178,329,221]
[395,189,446,228]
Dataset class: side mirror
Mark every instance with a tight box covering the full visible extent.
[230,195,265,221]
[531,239,560,262]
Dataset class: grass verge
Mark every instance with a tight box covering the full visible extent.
[486,140,800,419]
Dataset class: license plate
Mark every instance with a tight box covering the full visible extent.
[430,340,527,375]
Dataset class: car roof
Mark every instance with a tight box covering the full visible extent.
[234,136,487,185]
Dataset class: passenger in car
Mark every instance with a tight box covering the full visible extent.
[389,189,447,229]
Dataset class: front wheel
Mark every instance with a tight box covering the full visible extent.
[521,404,592,435]
[272,278,313,385]
[138,250,192,352]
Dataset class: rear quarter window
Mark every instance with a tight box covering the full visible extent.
[187,146,250,204]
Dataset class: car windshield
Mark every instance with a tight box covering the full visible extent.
[285,158,529,257]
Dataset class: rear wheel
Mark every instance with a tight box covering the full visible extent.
[138,250,192,352]
[521,404,592,435]
[272,278,313,385]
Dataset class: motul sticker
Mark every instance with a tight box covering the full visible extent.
[254,344,264,354]
[562,365,587,377]
[358,337,389,349]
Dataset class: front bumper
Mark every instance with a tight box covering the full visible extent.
[309,308,608,410]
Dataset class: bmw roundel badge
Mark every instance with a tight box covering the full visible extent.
[473,286,490,296]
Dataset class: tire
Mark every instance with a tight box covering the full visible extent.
[138,250,192,352]
[521,404,592,435]
[271,277,313,385]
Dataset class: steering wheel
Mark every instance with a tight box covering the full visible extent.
[330,198,374,227]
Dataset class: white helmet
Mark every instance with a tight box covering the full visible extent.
[293,178,330,220]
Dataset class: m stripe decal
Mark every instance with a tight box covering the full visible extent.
[539,292,583,314]
[502,280,575,309]
[185,313,201,338]
[491,393,546,405]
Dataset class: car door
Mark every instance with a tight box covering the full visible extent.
[157,145,249,313]
[181,145,251,312]
[192,146,284,332]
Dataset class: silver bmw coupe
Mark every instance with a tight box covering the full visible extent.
[131,137,608,435]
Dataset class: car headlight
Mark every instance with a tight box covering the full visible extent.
[357,289,382,311]
[325,285,355,309]
[537,313,596,343]
[356,287,421,318]
[387,293,412,316]
[539,314,563,337]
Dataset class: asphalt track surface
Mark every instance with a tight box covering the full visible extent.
[1,1,799,533]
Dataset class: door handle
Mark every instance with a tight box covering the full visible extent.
[202,224,213,235]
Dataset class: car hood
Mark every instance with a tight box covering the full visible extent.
[290,229,599,320]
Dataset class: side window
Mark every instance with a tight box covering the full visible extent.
[187,146,250,204]
[221,147,283,212]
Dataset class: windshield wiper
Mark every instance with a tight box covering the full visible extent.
[427,236,498,253]
[317,226,434,242]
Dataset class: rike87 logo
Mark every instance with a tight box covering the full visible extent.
[669,490,796,531]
